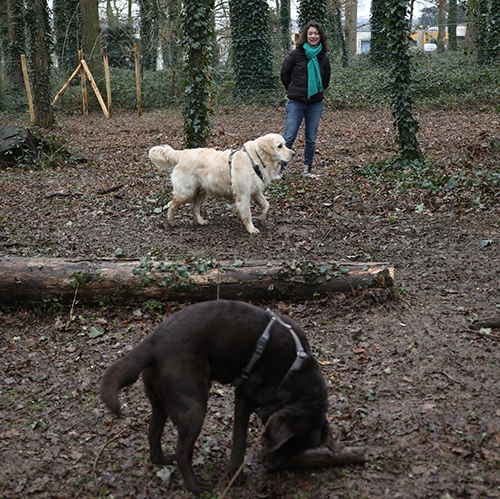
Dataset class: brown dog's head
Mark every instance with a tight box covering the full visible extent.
[259,405,336,470]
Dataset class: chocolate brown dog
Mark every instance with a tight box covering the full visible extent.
[100,300,337,494]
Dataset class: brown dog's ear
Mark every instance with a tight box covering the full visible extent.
[257,136,276,156]
[265,416,295,452]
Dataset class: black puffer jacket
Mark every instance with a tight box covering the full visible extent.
[280,46,331,103]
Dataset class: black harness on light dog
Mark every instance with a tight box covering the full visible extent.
[228,146,265,183]
[231,311,309,389]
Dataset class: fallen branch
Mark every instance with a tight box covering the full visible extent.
[469,316,500,330]
[44,191,83,199]
[463,328,500,341]
[266,447,366,470]
[96,184,124,195]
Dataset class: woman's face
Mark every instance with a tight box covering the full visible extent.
[306,27,321,48]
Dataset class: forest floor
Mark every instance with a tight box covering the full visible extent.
[1,106,500,499]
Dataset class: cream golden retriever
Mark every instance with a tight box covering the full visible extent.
[148,134,294,234]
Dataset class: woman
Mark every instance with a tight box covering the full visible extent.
[280,21,331,177]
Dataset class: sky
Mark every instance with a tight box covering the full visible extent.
[286,0,434,23]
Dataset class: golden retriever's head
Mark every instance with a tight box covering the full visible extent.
[257,134,295,165]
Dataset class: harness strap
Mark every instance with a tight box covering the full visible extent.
[228,146,265,182]
[231,311,308,388]
[232,312,275,388]
[242,145,264,182]
[228,148,240,170]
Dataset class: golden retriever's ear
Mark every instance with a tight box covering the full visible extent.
[258,136,276,156]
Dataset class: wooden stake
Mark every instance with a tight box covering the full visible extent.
[134,43,142,117]
[80,59,110,118]
[79,50,88,116]
[20,54,35,122]
[103,47,112,117]
[52,63,82,105]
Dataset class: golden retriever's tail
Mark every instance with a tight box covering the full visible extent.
[100,337,154,416]
[148,145,180,172]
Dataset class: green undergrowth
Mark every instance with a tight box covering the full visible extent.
[355,155,500,201]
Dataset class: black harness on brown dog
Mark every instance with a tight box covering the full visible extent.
[228,146,265,183]
[231,311,309,388]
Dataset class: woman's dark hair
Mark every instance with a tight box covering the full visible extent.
[296,21,329,52]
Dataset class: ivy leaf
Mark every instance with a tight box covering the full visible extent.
[88,327,104,339]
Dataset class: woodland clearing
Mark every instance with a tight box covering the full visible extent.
[1,106,499,498]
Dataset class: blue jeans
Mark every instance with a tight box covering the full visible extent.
[283,99,324,166]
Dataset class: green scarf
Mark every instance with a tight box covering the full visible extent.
[304,42,323,99]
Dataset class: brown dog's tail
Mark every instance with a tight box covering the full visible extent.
[148,145,179,172]
[100,337,154,416]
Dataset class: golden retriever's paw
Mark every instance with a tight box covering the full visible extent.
[247,226,260,235]
[196,219,209,226]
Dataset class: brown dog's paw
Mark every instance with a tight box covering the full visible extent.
[185,479,213,495]
[225,469,247,487]
[151,452,175,465]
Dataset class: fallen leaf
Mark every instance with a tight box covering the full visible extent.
[156,466,174,487]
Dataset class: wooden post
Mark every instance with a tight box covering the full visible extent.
[134,43,142,117]
[20,55,35,122]
[103,47,112,117]
[79,50,88,116]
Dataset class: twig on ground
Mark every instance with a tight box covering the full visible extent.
[92,413,150,497]
[96,184,125,195]
[220,415,273,499]
[461,328,500,341]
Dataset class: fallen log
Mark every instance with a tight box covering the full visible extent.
[0,256,394,307]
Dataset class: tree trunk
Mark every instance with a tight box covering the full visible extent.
[6,0,25,89]
[437,0,446,53]
[229,0,276,99]
[280,0,291,53]
[465,0,477,49]
[448,0,458,51]
[81,0,104,85]
[344,0,357,58]
[0,257,394,307]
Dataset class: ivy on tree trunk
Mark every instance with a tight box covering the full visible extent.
[25,0,53,128]
[370,0,388,66]
[448,0,458,51]
[139,0,160,71]
[385,0,422,162]
[298,0,327,27]
[6,0,26,90]
[280,0,291,53]
[53,0,81,72]
[229,0,277,99]
[180,0,214,148]
[326,0,348,67]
